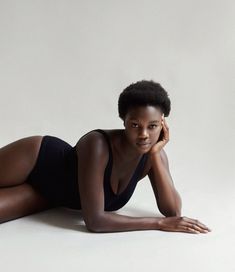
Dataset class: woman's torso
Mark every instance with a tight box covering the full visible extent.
[75,129,152,196]
[27,129,152,211]
[74,129,152,211]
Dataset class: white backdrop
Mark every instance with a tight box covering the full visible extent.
[0,1,234,271]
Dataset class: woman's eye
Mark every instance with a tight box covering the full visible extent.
[130,124,158,129]
[131,123,138,128]
[149,124,158,129]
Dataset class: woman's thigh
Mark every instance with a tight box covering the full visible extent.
[0,183,51,223]
[0,136,43,187]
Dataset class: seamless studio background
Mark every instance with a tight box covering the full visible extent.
[0,1,234,272]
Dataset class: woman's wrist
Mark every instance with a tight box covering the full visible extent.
[149,149,162,158]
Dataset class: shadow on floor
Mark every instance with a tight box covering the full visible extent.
[26,206,161,232]
[26,207,88,232]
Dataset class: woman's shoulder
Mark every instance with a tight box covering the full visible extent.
[77,129,122,144]
[74,130,108,167]
[75,129,122,155]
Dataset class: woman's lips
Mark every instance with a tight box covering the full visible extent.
[136,142,151,148]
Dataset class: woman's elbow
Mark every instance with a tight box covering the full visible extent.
[86,224,100,233]
[86,224,102,233]
[84,214,106,233]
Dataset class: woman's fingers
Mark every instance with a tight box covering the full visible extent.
[183,222,208,234]
[182,216,211,231]
[162,115,169,130]
[182,226,201,234]
[161,116,169,141]
[159,216,211,234]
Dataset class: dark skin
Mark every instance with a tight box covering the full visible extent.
[76,105,211,233]
[0,105,211,234]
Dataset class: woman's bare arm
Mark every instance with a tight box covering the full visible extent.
[76,131,162,232]
[147,115,181,216]
[148,149,182,217]
[76,132,210,234]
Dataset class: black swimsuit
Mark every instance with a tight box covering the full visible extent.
[26,129,148,211]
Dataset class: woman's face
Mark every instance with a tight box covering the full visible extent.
[123,105,163,154]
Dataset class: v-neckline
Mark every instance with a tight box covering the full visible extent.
[106,133,145,197]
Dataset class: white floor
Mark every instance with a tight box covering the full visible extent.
[0,0,234,271]
[1,176,234,272]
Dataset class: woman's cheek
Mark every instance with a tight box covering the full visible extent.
[125,130,136,143]
[152,130,161,143]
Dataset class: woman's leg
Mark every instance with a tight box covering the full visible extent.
[0,136,44,187]
[0,183,50,223]
[0,136,51,223]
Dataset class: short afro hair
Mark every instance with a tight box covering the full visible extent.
[118,80,171,120]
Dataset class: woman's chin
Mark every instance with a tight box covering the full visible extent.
[136,143,152,153]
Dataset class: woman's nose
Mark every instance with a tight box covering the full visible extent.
[138,129,149,138]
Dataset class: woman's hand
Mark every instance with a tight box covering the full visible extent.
[158,216,212,234]
[149,114,169,155]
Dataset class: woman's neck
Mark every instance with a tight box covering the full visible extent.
[113,129,142,162]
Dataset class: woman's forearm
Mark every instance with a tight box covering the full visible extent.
[150,153,182,217]
[86,210,210,234]
[87,212,162,233]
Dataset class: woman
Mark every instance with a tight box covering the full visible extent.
[0,80,211,234]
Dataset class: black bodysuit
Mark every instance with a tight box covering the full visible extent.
[26,129,148,211]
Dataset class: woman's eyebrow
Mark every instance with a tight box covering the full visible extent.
[149,120,160,123]
[130,119,160,123]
